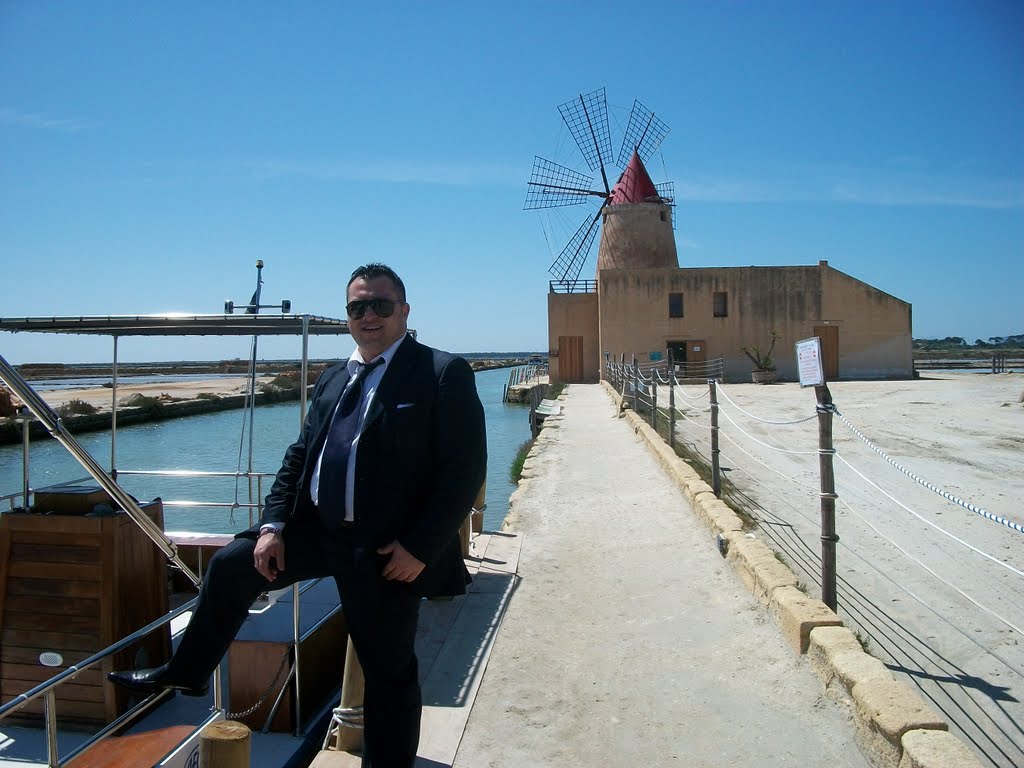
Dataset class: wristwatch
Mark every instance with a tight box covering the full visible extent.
[259,524,283,537]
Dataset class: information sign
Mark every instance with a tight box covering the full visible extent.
[796,337,825,387]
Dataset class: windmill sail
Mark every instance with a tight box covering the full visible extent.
[528,88,674,287]
[548,210,602,285]
[524,157,599,210]
[558,87,614,193]
[618,100,670,168]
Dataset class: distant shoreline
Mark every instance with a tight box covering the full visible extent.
[0,360,534,445]
[13,354,539,380]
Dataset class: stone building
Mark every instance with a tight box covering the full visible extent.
[546,155,913,384]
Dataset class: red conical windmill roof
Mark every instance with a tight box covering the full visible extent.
[608,150,659,204]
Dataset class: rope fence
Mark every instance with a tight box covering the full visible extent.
[604,353,1023,631]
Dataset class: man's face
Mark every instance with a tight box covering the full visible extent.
[346,276,410,360]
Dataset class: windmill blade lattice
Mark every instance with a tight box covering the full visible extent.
[558,87,614,181]
[618,100,671,167]
[524,157,597,210]
[548,210,602,283]
[655,181,677,231]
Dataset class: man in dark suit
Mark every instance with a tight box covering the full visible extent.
[110,263,487,767]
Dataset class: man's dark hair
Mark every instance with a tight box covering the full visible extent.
[347,263,406,302]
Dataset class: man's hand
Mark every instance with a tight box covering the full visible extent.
[254,531,285,582]
[378,540,425,582]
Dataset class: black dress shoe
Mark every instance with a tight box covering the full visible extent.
[108,663,209,697]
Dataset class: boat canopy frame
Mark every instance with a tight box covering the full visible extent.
[0,311,356,745]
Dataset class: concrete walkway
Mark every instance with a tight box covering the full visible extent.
[452,384,872,768]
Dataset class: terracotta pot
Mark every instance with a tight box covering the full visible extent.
[751,369,777,384]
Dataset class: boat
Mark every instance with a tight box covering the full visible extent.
[0,266,513,767]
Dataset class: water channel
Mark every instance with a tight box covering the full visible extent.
[0,367,532,533]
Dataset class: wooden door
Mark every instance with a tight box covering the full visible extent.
[686,340,706,377]
[814,325,839,380]
[558,336,584,383]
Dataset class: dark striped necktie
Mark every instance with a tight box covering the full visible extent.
[318,358,384,516]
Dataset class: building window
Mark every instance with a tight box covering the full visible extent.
[668,292,684,318]
[713,292,728,317]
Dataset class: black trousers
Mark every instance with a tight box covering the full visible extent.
[168,520,422,768]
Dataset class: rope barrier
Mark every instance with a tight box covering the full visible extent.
[834,454,1024,636]
[717,385,819,425]
[672,384,711,400]
[717,410,820,455]
[834,407,1024,536]
[673,407,713,429]
[833,453,1024,580]
[709,413,1024,671]
[717,431,821,493]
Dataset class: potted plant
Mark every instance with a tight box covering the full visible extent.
[742,331,778,384]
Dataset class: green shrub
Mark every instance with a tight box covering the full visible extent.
[509,438,535,484]
[268,373,301,390]
[0,387,14,418]
[58,398,99,417]
[118,393,164,415]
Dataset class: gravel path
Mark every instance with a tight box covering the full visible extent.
[453,384,871,768]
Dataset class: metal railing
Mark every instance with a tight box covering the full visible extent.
[0,574,333,767]
[0,598,200,767]
[0,354,332,763]
[549,279,596,294]
[502,364,546,403]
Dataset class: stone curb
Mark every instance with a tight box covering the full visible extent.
[599,381,982,768]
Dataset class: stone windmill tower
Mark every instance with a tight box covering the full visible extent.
[525,87,677,383]
[525,87,677,284]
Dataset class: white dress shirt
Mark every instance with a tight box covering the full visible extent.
[310,333,406,521]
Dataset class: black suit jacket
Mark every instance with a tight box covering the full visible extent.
[254,334,487,597]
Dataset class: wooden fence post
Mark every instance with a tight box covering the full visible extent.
[668,351,676,449]
[200,720,250,767]
[709,380,721,497]
[632,356,638,413]
[815,384,839,612]
[650,370,657,428]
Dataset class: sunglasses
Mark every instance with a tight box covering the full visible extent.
[345,298,402,320]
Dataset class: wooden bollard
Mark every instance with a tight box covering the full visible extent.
[200,720,251,767]
[472,480,486,534]
[335,637,366,752]
[459,481,487,556]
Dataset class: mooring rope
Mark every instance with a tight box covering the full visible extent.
[833,406,1024,536]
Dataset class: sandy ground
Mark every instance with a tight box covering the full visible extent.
[665,372,1024,768]
[454,385,872,768]
[31,376,275,412]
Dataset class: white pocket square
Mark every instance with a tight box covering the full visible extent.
[396,402,417,410]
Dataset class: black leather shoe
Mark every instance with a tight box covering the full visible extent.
[107,663,209,697]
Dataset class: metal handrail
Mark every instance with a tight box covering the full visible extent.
[0,598,198,722]
[119,469,276,479]
[0,597,201,767]
[0,354,201,587]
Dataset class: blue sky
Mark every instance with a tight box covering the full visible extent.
[1,0,1021,364]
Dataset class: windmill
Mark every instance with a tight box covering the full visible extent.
[525,87,677,290]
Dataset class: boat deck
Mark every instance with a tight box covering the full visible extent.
[0,529,522,768]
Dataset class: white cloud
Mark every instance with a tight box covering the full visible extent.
[670,167,1024,210]
[242,157,523,187]
[0,107,95,132]
[828,176,1024,209]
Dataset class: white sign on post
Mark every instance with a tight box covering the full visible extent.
[796,337,825,388]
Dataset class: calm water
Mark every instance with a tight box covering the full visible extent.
[0,367,531,533]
